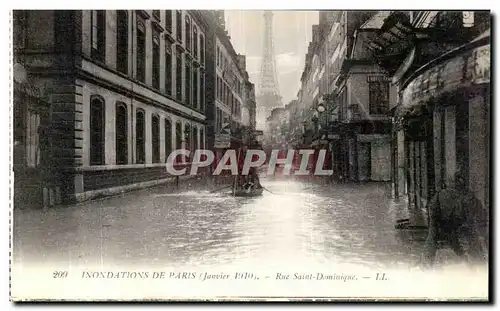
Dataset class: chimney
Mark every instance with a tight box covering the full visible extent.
[237,54,246,71]
[312,25,320,43]
[216,10,225,28]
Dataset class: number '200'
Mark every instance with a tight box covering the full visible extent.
[53,271,68,278]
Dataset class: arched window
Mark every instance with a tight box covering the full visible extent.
[164,118,172,161]
[184,123,191,153]
[115,102,128,165]
[192,126,198,152]
[164,42,172,96]
[152,34,160,89]
[185,15,191,50]
[200,128,205,149]
[175,121,183,163]
[193,67,198,109]
[200,34,205,64]
[175,121,182,150]
[193,25,198,58]
[136,20,146,83]
[185,59,191,106]
[176,10,182,41]
[116,10,129,74]
[152,114,160,163]
[90,96,105,165]
[165,10,172,32]
[91,10,106,62]
[135,109,145,164]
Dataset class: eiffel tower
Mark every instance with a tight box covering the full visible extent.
[257,10,283,130]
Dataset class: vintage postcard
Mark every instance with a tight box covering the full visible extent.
[10,9,490,301]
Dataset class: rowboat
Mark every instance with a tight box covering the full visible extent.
[233,187,264,197]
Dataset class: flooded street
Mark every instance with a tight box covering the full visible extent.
[13,178,432,270]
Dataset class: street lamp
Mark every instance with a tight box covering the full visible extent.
[316,103,326,113]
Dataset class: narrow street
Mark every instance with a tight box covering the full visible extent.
[13,178,446,271]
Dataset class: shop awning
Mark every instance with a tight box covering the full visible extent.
[365,12,416,75]
[401,32,490,108]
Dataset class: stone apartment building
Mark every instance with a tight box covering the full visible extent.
[13,10,210,207]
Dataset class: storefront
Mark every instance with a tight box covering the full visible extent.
[13,64,61,209]
[396,30,490,217]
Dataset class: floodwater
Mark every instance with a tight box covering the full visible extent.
[13,178,436,270]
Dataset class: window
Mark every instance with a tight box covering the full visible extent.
[217,77,221,101]
[200,128,205,149]
[184,124,191,152]
[91,10,106,62]
[152,33,160,89]
[136,21,146,83]
[175,121,182,150]
[165,10,172,32]
[152,114,160,163]
[176,51,183,100]
[216,46,220,67]
[116,10,129,74]
[164,118,172,161]
[185,15,191,51]
[116,103,128,165]
[193,26,198,58]
[368,81,389,115]
[164,43,172,96]
[176,10,182,41]
[192,126,198,152]
[136,109,145,164]
[200,73,205,113]
[90,96,105,165]
[200,34,205,64]
[153,10,160,20]
[185,59,191,106]
[193,67,198,109]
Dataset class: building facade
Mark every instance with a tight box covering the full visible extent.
[205,11,255,167]
[291,11,390,180]
[366,11,490,225]
[13,10,210,206]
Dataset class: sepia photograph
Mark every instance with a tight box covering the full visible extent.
[9,7,491,302]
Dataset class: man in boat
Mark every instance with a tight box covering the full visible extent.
[242,167,262,193]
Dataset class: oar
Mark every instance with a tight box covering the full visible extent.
[262,187,275,195]
[210,185,233,193]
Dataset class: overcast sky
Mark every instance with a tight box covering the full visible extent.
[225,10,319,106]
